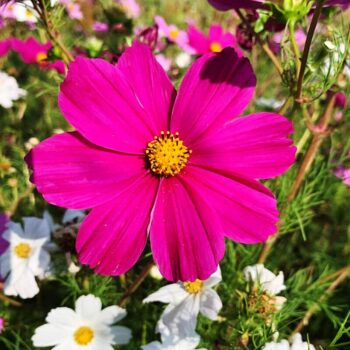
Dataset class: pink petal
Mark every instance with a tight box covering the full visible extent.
[188,25,210,55]
[184,166,279,243]
[26,132,146,209]
[59,44,174,154]
[208,24,224,42]
[150,177,225,282]
[77,174,159,275]
[0,39,12,57]
[190,112,296,179]
[170,47,255,148]
[117,42,176,133]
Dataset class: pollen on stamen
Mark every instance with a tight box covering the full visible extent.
[146,131,191,177]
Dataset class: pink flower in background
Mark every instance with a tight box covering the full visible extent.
[334,166,350,186]
[271,29,306,54]
[155,54,172,71]
[188,23,242,55]
[0,37,65,75]
[26,42,295,282]
[59,0,83,20]
[93,21,108,32]
[155,16,195,54]
[0,317,4,333]
[117,0,141,18]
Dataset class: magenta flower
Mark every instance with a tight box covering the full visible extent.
[188,23,243,56]
[26,42,295,282]
[0,317,4,333]
[0,214,9,255]
[208,0,266,11]
[208,0,350,11]
[0,37,65,74]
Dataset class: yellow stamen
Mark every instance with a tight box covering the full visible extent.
[25,9,34,18]
[183,279,203,294]
[169,28,180,40]
[36,52,47,63]
[146,131,191,177]
[74,326,94,345]
[14,243,32,259]
[210,41,223,53]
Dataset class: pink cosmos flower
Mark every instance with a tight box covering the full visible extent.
[93,21,109,33]
[26,42,296,282]
[188,23,242,55]
[155,16,195,54]
[0,317,4,333]
[59,0,83,20]
[117,0,141,18]
[334,166,350,186]
[271,29,306,54]
[0,37,65,75]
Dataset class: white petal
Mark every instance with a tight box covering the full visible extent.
[62,209,85,224]
[23,217,50,239]
[199,289,222,320]
[4,269,39,299]
[32,324,69,346]
[110,326,132,345]
[262,340,290,350]
[141,341,163,350]
[46,307,79,327]
[143,284,188,304]
[203,267,222,288]
[291,333,315,350]
[75,294,102,319]
[158,296,200,340]
[98,305,126,325]
[0,250,11,277]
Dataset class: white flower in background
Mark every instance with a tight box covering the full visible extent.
[142,332,206,350]
[149,265,164,280]
[32,294,132,349]
[175,52,192,68]
[50,0,59,6]
[44,209,86,233]
[0,71,27,109]
[263,333,316,350]
[0,217,51,299]
[12,1,38,23]
[244,264,286,295]
[144,268,222,337]
[256,97,284,110]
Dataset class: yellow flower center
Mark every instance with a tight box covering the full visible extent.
[25,9,34,18]
[36,52,47,63]
[14,243,32,259]
[169,28,180,40]
[210,41,223,53]
[183,279,204,294]
[74,326,94,346]
[146,131,191,177]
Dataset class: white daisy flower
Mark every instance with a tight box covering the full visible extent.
[243,264,286,295]
[12,1,38,23]
[32,294,132,349]
[263,333,316,350]
[143,268,222,337]
[142,332,206,350]
[0,71,27,109]
[0,217,51,299]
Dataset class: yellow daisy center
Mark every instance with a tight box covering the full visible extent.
[25,9,34,18]
[210,41,223,53]
[74,326,94,346]
[36,52,47,63]
[14,243,32,259]
[183,279,204,294]
[146,131,191,177]
[169,28,180,40]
